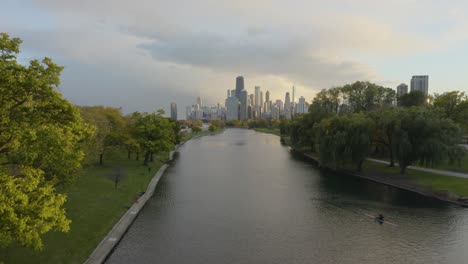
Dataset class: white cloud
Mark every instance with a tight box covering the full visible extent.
[4,0,467,114]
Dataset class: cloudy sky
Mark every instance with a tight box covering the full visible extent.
[3,0,468,116]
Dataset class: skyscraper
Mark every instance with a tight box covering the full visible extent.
[225,91,239,120]
[196,96,202,106]
[296,96,306,114]
[239,89,248,121]
[254,86,261,109]
[284,92,291,119]
[292,86,295,104]
[170,102,177,120]
[235,76,244,98]
[265,90,270,113]
[397,83,408,97]
[410,75,429,96]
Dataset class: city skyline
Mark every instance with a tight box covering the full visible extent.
[4,1,468,118]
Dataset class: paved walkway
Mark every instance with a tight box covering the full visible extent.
[367,158,468,179]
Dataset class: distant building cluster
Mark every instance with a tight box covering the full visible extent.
[174,74,429,121]
[224,76,309,121]
[397,75,429,97]
[185,96,226,121]
[180,76,309,121]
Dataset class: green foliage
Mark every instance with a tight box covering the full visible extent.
[394,107,461,173]
[247,119,268,129]
[79,106,126,165]
[397,91,426,107]
[433,91,468,133]
[0,168,70,251]
[311,81,395,114]
[0,33,90,250]
[192,126,202,132]
[130,110,175,165]
[208,125,216,132]
[315,113,373,171]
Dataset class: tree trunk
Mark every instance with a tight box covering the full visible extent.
[399,163,406,174]
[136,151,139,161]
[127,150,131,159]
[99,153,103,165]
[143,151,150,166]
[150,151,154,162]
[388,137,395,167]
[357,159,364,172]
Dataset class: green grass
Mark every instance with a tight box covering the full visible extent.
[0,148,168,264]
[181,128,224,142]
[364,160,468,197]
[253,127,281,136]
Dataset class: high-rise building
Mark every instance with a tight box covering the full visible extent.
[296,96,306,114]
[196,96,202,106]
[254,86,260,108]
[170,102,177,120]
[397,83,408,97]
[186,106,192,120]
[284,92,292,119]
[410,75,429,96]
[292,86,295,104]
[260,91,263,109]
[263,91,271,113]
[239,89,248,121]
[235,76,244,98]
[225,90,239,120]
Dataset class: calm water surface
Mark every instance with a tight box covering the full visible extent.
[107,129,468,264]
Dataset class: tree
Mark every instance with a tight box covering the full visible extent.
[0,169,70,251]
[0,33,91,250]
[369,108,401,167]
[433,91,468,134]
[397,91,426,107]
[315,114,373,171]
[394,108,461,173]
[131,111,174,166]
[208,125,216,132]
[79,106,126,165]
[192,126,202,133]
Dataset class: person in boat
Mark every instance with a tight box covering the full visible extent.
[375,214,384,223]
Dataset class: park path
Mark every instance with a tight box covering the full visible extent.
[367,158,468,179]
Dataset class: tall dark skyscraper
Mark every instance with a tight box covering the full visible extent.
[170,102,177,120]
[235,76,244,98]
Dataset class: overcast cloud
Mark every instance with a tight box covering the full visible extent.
[3,0,468,115]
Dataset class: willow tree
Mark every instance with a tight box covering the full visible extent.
[394,107,461,173]
[0,33,92,250]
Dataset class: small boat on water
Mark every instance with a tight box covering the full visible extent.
[362,212,400,228]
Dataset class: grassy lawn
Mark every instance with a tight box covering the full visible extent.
[253,127,281,136]
[0,148,168,264]
[364,160,468,197]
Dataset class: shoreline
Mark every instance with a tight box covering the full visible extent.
[294,149,468,208]
[85,130,223,264]
[252,129,468,207]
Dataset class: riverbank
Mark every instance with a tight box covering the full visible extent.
[296,150,468,207]
[253,127,281,136]
[0,130,222,264]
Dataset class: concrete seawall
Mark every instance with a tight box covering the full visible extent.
[84,145,180,264]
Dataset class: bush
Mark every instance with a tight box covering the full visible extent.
[192,126,202,133]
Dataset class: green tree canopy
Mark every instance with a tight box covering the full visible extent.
[0,33,91,250]
[130,110,175,165]
[397,91,426,107]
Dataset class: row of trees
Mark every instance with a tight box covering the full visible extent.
[79,107,180,166]
[0,33,180,251]
[288,81,466,174]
